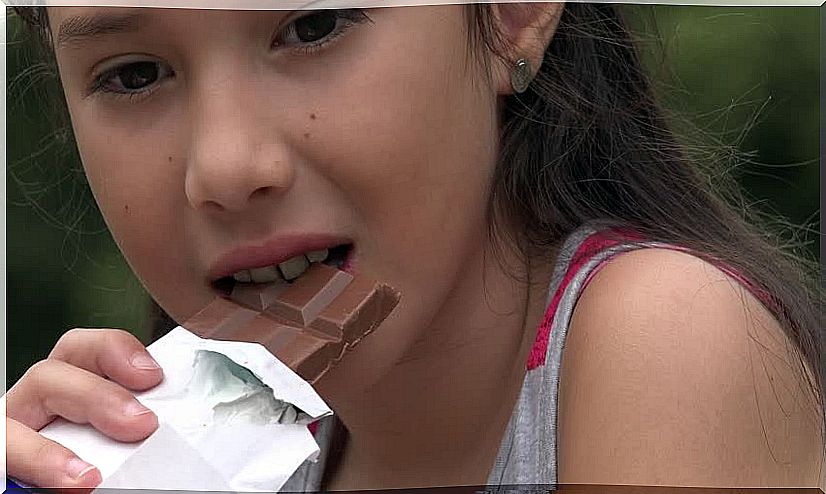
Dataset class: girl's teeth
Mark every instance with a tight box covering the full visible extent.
[232,270,252,283]
[278,255,310,281]
[230,249,334,284]
[306,249,329,263]
[249,265,280,283]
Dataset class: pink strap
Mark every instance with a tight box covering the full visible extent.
[526,228,776,370]
[526,227,642,369]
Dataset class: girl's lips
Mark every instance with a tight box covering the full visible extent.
[208,233,354,282]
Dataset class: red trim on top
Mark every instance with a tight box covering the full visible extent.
[526,227,643,369]
[525,227,777,370]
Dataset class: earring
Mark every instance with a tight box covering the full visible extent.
[510,58,534,94]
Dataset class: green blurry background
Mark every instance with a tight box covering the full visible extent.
[5,6,821,390]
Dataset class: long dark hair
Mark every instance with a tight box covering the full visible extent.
[12,1,824,462]
[466,3,823,426]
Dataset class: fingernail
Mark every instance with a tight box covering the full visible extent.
[130,351,160,370]
[65,457,97,480]
[124,398,153,416]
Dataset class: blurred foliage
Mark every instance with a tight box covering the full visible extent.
[5,5,821,389]
[625,6,820,239]
[7,8,155,390]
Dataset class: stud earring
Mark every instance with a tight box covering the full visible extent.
[510,58,534,94]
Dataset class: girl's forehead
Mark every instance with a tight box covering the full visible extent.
[46,1,321,12]
[47,7,289,50]
[46,3,379,22]
[46,6,388,50]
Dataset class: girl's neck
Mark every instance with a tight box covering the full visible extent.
[316,244,557,490]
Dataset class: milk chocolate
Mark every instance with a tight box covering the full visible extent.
[265,264,354,326]
[309,275,399,345]
[229,281,289,312]
[183,265,399,383]
[183,297,258,336]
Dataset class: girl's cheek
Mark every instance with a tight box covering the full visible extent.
[72,119,202,313]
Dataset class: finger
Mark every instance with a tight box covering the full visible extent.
[6,359,158,441]
[7,417,102,493]
[49,328,163,391]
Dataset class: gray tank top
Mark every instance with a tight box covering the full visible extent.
[282,221,654,492]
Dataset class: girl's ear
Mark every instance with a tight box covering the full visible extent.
[489,2,565,95]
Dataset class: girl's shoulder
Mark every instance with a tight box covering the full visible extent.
[554,234,823,487]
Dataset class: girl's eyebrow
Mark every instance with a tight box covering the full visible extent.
[57,11,145,49]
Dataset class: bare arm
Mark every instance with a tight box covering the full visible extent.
[557,248,823,488]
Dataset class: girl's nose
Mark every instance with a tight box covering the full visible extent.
[184,88,295,214]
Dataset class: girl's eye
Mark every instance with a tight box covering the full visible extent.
[89,60,174,99]
[87,9,370,100]
[274,9,372,53]
[293,11,338,43]
[115,62,160,90]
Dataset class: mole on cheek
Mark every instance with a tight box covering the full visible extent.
[168,156,173,162]
[305,114,316,138]
[124,204,130,213]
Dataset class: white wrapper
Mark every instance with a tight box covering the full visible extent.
[36,326,333,492]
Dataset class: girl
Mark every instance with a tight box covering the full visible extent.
[7,3,824,491]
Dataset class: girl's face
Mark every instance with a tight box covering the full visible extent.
[49,6,503,387]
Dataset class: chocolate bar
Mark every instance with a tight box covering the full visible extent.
[184,264,400,383]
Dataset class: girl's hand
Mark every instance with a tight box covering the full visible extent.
[5,328,163,492]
